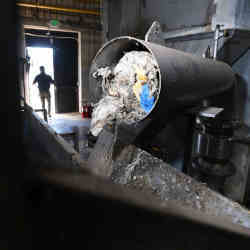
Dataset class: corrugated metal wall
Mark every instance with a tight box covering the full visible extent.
[18,0,101,29]
[18,0,104,105]
[81,29,103,102]
[107,0,143,40]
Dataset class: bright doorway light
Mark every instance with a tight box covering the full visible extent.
[27,47,55,116]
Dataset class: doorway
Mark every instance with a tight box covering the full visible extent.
[27,47,55,115]
[25,28,79,115]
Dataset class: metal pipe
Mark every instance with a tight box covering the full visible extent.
[17,2,100,16]
[89,36,236,141]
[213,25,220,59]
[90,36,235,115]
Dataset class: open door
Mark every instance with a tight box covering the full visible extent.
[53,38,78,113]
[26,47,55,115]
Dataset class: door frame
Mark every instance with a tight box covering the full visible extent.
[24,24,82,112]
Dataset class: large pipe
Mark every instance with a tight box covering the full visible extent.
[17,2,100,16]
[89,36,236,123]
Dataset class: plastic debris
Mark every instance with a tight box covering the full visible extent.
[90,51,160,136]
[139,83,155,113]
[90,96,124,136]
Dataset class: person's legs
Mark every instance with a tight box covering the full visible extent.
[45,91,51,117]
[39,91,45,110]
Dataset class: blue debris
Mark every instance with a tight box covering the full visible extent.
[140,83,155,113]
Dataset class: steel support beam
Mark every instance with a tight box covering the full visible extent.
[17,2,100,16]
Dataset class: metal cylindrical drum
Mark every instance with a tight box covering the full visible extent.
[89,36,235,123]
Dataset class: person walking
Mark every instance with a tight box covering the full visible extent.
[33,66,55,118]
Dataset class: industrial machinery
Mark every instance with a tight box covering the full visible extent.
[88,31,250,201]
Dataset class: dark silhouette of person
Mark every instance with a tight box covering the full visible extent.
[33,66,55,117]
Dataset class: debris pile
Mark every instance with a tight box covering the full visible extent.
[90,51,160,136]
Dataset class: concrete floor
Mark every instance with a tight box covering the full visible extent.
[48,112,91,134]
[47,112,92,160]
